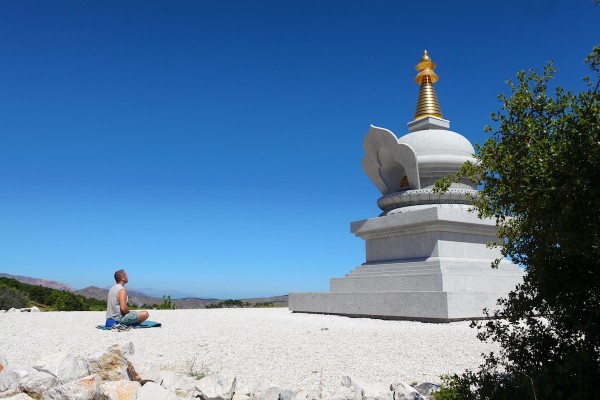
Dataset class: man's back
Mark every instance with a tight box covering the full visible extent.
[106,283,125,319]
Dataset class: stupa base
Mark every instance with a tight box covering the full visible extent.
[289,206,524,322]
[289,291,509,322]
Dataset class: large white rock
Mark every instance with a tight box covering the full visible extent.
[252,387,282,400]
[13,369,29,381]
[280,389,296,400]
[341,376,393,400]
[195,371,237,400]
[6,394,34,400]
[136,382,179,400]
[196,370,237,400]
[0,356,9,372]
[42,374,102,400]
[0,357,21,399]
[30,307,40,313]
[250,380,272,397]
[290,390,314,400]
[159,370,198,397]
[125,355,161,383]
[19,367,60,396]
[6,308,19,313]
[390,383,424,400]
[327,385,362,400]
[232,391,251,400]
[98,380,141,400]
[86,347,129,382]
[114,342,135,358]
[411,382,439,398]
[33,352,88,384]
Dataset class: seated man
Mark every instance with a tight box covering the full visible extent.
[106,269,149,327]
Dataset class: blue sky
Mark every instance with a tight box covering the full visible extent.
[1,1,598,298]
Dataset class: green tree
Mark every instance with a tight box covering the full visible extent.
[29,285,52,304]
[0,285,29,309]
[0,277,104,311]
[157,295,176,310]
[434,46,600,399]
[52,291,87,311]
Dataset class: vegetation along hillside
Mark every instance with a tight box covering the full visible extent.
[0,277,106,311]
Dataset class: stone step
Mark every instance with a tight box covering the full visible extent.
[347,271,440,277]
[350,265,438,273]
[331,273,523,293]
[289,290,513,321]
[348,267,522,277]
[349,261,523,276]
[332,274,443,292]
[349,262,436,274]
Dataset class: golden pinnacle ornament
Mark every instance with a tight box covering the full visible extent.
[413,50,442,120]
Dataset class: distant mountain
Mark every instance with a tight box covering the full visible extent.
[169,297,221,309]
[100,286,217,300]
[0,273,75,292]
[2,272,289,309]
[77,286,221,308]
[74,286,108,301]
[131,287,213,300]
[76,286,288,309]
[76,286,164,307]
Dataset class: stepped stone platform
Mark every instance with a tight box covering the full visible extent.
[290,206,524,322]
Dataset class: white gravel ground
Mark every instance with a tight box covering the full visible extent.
[0,308,496,394]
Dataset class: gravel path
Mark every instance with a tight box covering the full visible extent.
[0,308,496,394]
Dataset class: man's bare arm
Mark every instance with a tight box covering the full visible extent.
[118,288,130,315]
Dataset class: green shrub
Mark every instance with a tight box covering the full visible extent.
[0,285,28,309]
[434,45,600,399]
[0,277,107,311]
[433,375,473,400]
[205,299,277,309]
[252,302,277,308]
[157,295,176,310]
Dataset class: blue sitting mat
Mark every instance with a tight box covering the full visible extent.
[96,320,162,330]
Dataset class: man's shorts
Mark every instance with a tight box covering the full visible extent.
[115,311,139,325]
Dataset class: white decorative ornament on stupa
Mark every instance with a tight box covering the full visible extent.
[289,51,525,321]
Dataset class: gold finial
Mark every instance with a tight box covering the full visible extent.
[413,50,442,120]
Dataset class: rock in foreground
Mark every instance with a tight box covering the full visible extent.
[0,342,439,399]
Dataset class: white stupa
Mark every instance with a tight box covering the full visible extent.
[289,51,524,321]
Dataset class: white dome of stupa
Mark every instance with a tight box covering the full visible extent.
[398,129,474,158]
[398,120,476,189]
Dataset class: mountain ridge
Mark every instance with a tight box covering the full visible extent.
[0,273,75,292]
[1,273,288,308]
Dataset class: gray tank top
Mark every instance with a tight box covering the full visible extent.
[106,284,127,319]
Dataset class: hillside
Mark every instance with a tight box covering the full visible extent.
[0,273,74,292]
[241,295,289,307]
[168,297,221,309]
[76,286,288,309]
[3,272,289,309]
[76,286,164,307]
[0,277,106,311]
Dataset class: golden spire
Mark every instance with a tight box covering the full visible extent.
[413,50,442,120]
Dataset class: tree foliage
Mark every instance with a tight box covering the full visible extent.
[157,294,176,310]
[0,285,29,309]
[205,299,277,308]
[434,46,600,399]
[0,277,107,311]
